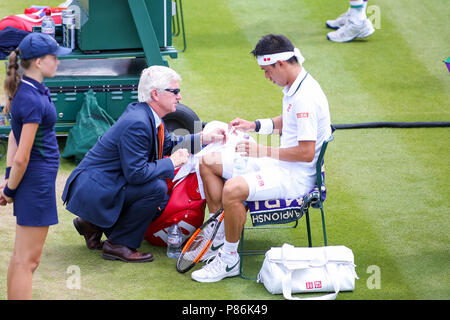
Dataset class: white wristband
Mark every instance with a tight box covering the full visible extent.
[256,118,274,135]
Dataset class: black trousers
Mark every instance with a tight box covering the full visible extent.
[103,179,168,249]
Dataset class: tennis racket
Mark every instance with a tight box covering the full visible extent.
[176,208,224,273]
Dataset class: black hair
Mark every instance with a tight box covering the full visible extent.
[250,34,298,65]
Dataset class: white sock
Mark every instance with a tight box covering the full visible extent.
[349,0,366,22]
[221,239,239,264]
[363,0,368,11]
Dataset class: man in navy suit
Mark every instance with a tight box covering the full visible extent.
[62,66,225,262]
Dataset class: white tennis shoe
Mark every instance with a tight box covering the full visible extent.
[327,18,375,42]
[191,250,240,283]
[326,9,351,29]
[200,238,224,262]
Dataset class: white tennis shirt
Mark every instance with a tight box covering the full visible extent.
[279,67,332,188]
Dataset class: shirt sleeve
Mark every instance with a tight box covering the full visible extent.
[16,94,43,124]
[167,132,202,154]
[294,97,318,142]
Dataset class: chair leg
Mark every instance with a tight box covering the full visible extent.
[320,206,328,246]
[239,228,245,278]
[238,228,258,280]
[305,210,312,247]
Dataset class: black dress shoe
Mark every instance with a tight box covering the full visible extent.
[73,217,104,250]
[102,240,154,263]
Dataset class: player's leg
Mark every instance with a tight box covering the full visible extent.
[191,176,248,283]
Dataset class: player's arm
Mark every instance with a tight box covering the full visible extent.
[270,141,315,162]
[239,140,315,162]
[272,115,282,134]
[228,115,282,133]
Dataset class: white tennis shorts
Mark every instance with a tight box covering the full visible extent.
[221,151,313,201]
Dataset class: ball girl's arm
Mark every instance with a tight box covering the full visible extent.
[1,123,39,202]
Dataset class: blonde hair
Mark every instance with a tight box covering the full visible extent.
[137,65,181,103]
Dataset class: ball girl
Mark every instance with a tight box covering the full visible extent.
[1,33,70,299]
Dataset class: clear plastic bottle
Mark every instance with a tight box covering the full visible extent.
[62,9,76,49]
[41,9,55,38]
[167,222,182,258]
[233,132,250,176]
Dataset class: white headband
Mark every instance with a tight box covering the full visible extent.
[257,47,305,66]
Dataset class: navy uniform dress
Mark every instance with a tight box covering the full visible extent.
[9,75,60,226]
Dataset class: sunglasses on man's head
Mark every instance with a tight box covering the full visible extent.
[165,88,181,95]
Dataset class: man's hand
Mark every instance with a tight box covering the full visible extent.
[170,148,190,167]
[201,127,227,145]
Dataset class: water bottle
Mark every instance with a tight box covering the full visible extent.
[41,9,55,38]
[167,222,182,258]
[233,133,250,176]
[62,9,76,49]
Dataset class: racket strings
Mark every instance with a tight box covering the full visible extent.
[177,228,211,270]
[176,210,224,273]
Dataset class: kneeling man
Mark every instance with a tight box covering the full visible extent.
[62,66,225,262]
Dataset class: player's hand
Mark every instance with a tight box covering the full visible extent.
[228,118,256,133]
[236,140,267,158]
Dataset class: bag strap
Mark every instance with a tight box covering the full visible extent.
[281,265,339,300]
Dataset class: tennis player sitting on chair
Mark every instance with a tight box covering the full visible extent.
[192,34,332,283]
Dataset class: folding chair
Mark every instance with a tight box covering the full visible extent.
[238,134,334,279]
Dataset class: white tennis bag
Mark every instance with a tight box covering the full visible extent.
[257,244,358,300]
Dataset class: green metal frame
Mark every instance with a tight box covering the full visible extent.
[238,134,334,280]
[128,0,166,67]
[0,0,180,136]
[172,0,187,52]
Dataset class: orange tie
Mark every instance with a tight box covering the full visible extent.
[158,122,164,159]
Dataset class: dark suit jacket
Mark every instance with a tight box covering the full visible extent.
[62,102,200,228]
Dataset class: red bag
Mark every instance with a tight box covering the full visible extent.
[0,7,62,32]
[144,170,206,247]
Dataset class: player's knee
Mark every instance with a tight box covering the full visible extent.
[200,153,222,176]
[200,152,216,167]
[223,177,248,203]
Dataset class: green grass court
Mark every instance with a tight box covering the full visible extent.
[0,0,449,300]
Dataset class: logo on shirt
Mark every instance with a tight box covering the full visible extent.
[287,104,292,112]
[296,112,309,118]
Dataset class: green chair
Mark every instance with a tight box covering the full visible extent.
[238,134,334,279]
